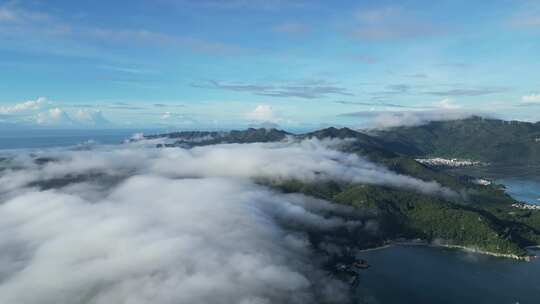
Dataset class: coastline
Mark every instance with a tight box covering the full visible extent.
[438,244,536,261]
[358,239,537,262]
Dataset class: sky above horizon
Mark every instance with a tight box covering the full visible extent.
[0,0,540,130]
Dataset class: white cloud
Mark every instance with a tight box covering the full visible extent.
[0,137,461,303]
[0,140,397,304]
[35,108,73,126]
[0,138,455,200]
[160,111,172,120]
[434,98,461,110]
[522,93,540,104]
[0,98,118,128]
[371,110,472,129]
[0,97,46,114]
[73,109,112,127]
[0,177,349,304]
[247,105,275,122]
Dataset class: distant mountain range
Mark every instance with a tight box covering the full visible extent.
[148,116,540,166]
[144,117,540,259]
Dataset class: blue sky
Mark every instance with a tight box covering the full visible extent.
[0,0,539,130]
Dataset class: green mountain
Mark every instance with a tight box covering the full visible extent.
[146,120,540,259]
[146,128,290,147]
[374,116,540,166]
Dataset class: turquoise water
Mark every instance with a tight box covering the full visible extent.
[356,245,540,304]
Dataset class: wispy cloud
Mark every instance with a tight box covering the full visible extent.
[0,2,51,24]
[154,103,186,108]
[511,16,540,27]
[193,80,354,99]
[339,109,480,129]
[0,2,242,56]
[272,22,310,35]
[345,53,379,64]
[425,86,510,97]
[406,73,428,79]
[435,63,471,69]
[98,65,153,75]
[350,6,446,41]
[161,0,309,10]
[105,102,145,110]
[334,100,425,109]
[368,84,412,99]
[508,2,540,29]
[338,97,478,128]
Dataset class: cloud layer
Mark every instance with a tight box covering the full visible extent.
[0,138,455,303]
[0,97,113,128]
[340,109,478,129]
[193,80,353,99]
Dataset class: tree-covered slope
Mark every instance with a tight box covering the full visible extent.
[146,122,540,258]
[146,128,291,147]
[374,116,540,165]
[271,179,539,258]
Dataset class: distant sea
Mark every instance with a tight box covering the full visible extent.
[0,129,159,150]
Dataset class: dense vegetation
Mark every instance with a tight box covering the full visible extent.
[149,119,540,258]
[271,176,540,258]
[147,128,290,147]
[374,116,540,166]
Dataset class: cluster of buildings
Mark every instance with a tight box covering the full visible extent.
[473,178,492,186]
[511,203,540,211]
[416,158,484,168]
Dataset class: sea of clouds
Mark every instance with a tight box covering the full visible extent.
[0,138,453,304]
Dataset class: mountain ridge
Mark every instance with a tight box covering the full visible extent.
[141,118,540,259]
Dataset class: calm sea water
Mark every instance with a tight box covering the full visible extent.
[356,245,540,304]
[497,178,540,205]
[0,129,158,150]
[446,166,540,205]
[357,167,540,303]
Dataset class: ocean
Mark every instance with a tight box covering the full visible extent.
[0,129,157,150]
[355,245,540,304]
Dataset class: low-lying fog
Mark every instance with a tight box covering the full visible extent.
[0,138,452,304]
